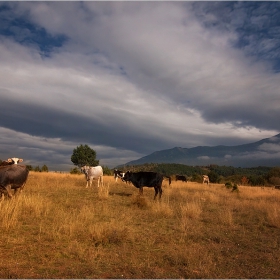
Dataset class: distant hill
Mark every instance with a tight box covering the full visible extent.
[123,133,280,168]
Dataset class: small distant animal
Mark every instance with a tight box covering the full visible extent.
[175,175,187,182]
[203,175,210,185]
[81,165,103,188]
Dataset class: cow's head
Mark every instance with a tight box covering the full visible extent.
[8,158,23,164]
[81,165,89,174]
[122,171,132,182]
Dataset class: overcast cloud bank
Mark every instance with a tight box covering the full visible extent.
[0,2,279,170]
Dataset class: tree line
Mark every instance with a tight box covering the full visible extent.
[44,144,280,185]
[3,143,280,186]
[116,162,280,187]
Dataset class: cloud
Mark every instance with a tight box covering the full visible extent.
[197,156,210,161]
[0,127,142,170]
[0,2,279,170]
[258,143,280,153]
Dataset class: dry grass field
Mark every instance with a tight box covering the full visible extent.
[1,171,280,278]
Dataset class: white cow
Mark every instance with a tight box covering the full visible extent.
[203,175,210,185]
[81,165,103,188]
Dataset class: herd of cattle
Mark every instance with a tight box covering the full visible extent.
[81,167,209,200]
[0,158,210,200]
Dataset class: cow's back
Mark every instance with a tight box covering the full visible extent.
[87,166,103,177]
[0,165,29,186]
[131,172,163,187]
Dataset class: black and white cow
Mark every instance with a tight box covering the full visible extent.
[122,171,171,200]
[175,175,187,182]
[113,169,125,182]
[81,165,103,188]
[0,164,29,198]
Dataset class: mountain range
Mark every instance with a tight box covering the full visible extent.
[123,133,280,168]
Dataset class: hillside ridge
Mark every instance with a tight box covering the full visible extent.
[123,133,280,167]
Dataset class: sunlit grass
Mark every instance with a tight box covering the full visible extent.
[1,172,280,278]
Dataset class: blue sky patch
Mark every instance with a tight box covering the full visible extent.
[0,4,67,57]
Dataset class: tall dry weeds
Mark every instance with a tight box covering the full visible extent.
[1,173,280,279]
[266,204,280,228]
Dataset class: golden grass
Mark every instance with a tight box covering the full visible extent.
[1,172,280,278]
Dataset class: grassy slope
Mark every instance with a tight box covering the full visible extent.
[0,172,280,278]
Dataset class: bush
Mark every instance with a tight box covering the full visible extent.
[231,184,239,193]
[225,182,232,189]
[70,167,81,174]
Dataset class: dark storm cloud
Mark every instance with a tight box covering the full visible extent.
[0,93,181,155]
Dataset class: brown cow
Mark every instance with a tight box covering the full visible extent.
[0,164,29,198]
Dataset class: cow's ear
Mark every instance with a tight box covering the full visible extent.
[7,158,13,162]
[18,159,23,163]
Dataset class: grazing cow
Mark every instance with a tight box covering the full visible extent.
[0,164,29,198]
[203,175,210,185]
[122,171,171,200]
[113,169,125,182]
[175,175,187,182]
[0,157,23,166]
[81,165,103,188]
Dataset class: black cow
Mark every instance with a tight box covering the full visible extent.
[0,164,29,198]
[123,171,171,200]
[175,175,187,182]
[113,169,125,182]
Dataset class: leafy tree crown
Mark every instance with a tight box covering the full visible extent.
[71,144,99,167]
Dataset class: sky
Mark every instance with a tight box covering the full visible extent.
[0,1,280,171]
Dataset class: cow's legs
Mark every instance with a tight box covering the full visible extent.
[14,182,27,195]
[154,186,163,200]
[158,187,163,199]
[5,185,13,198]
[100,175,103,187]
[14,188,19,195]
[154,187,158,200]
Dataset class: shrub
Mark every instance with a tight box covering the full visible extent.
[225,182,232,189]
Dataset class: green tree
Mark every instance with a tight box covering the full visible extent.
[102,166,112,176]
[71,144,99,167]
[208,171,220,183]
[70,167,81,174]
[34,166,41,172]
[26,165,33,171]
[41,165,48,172]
